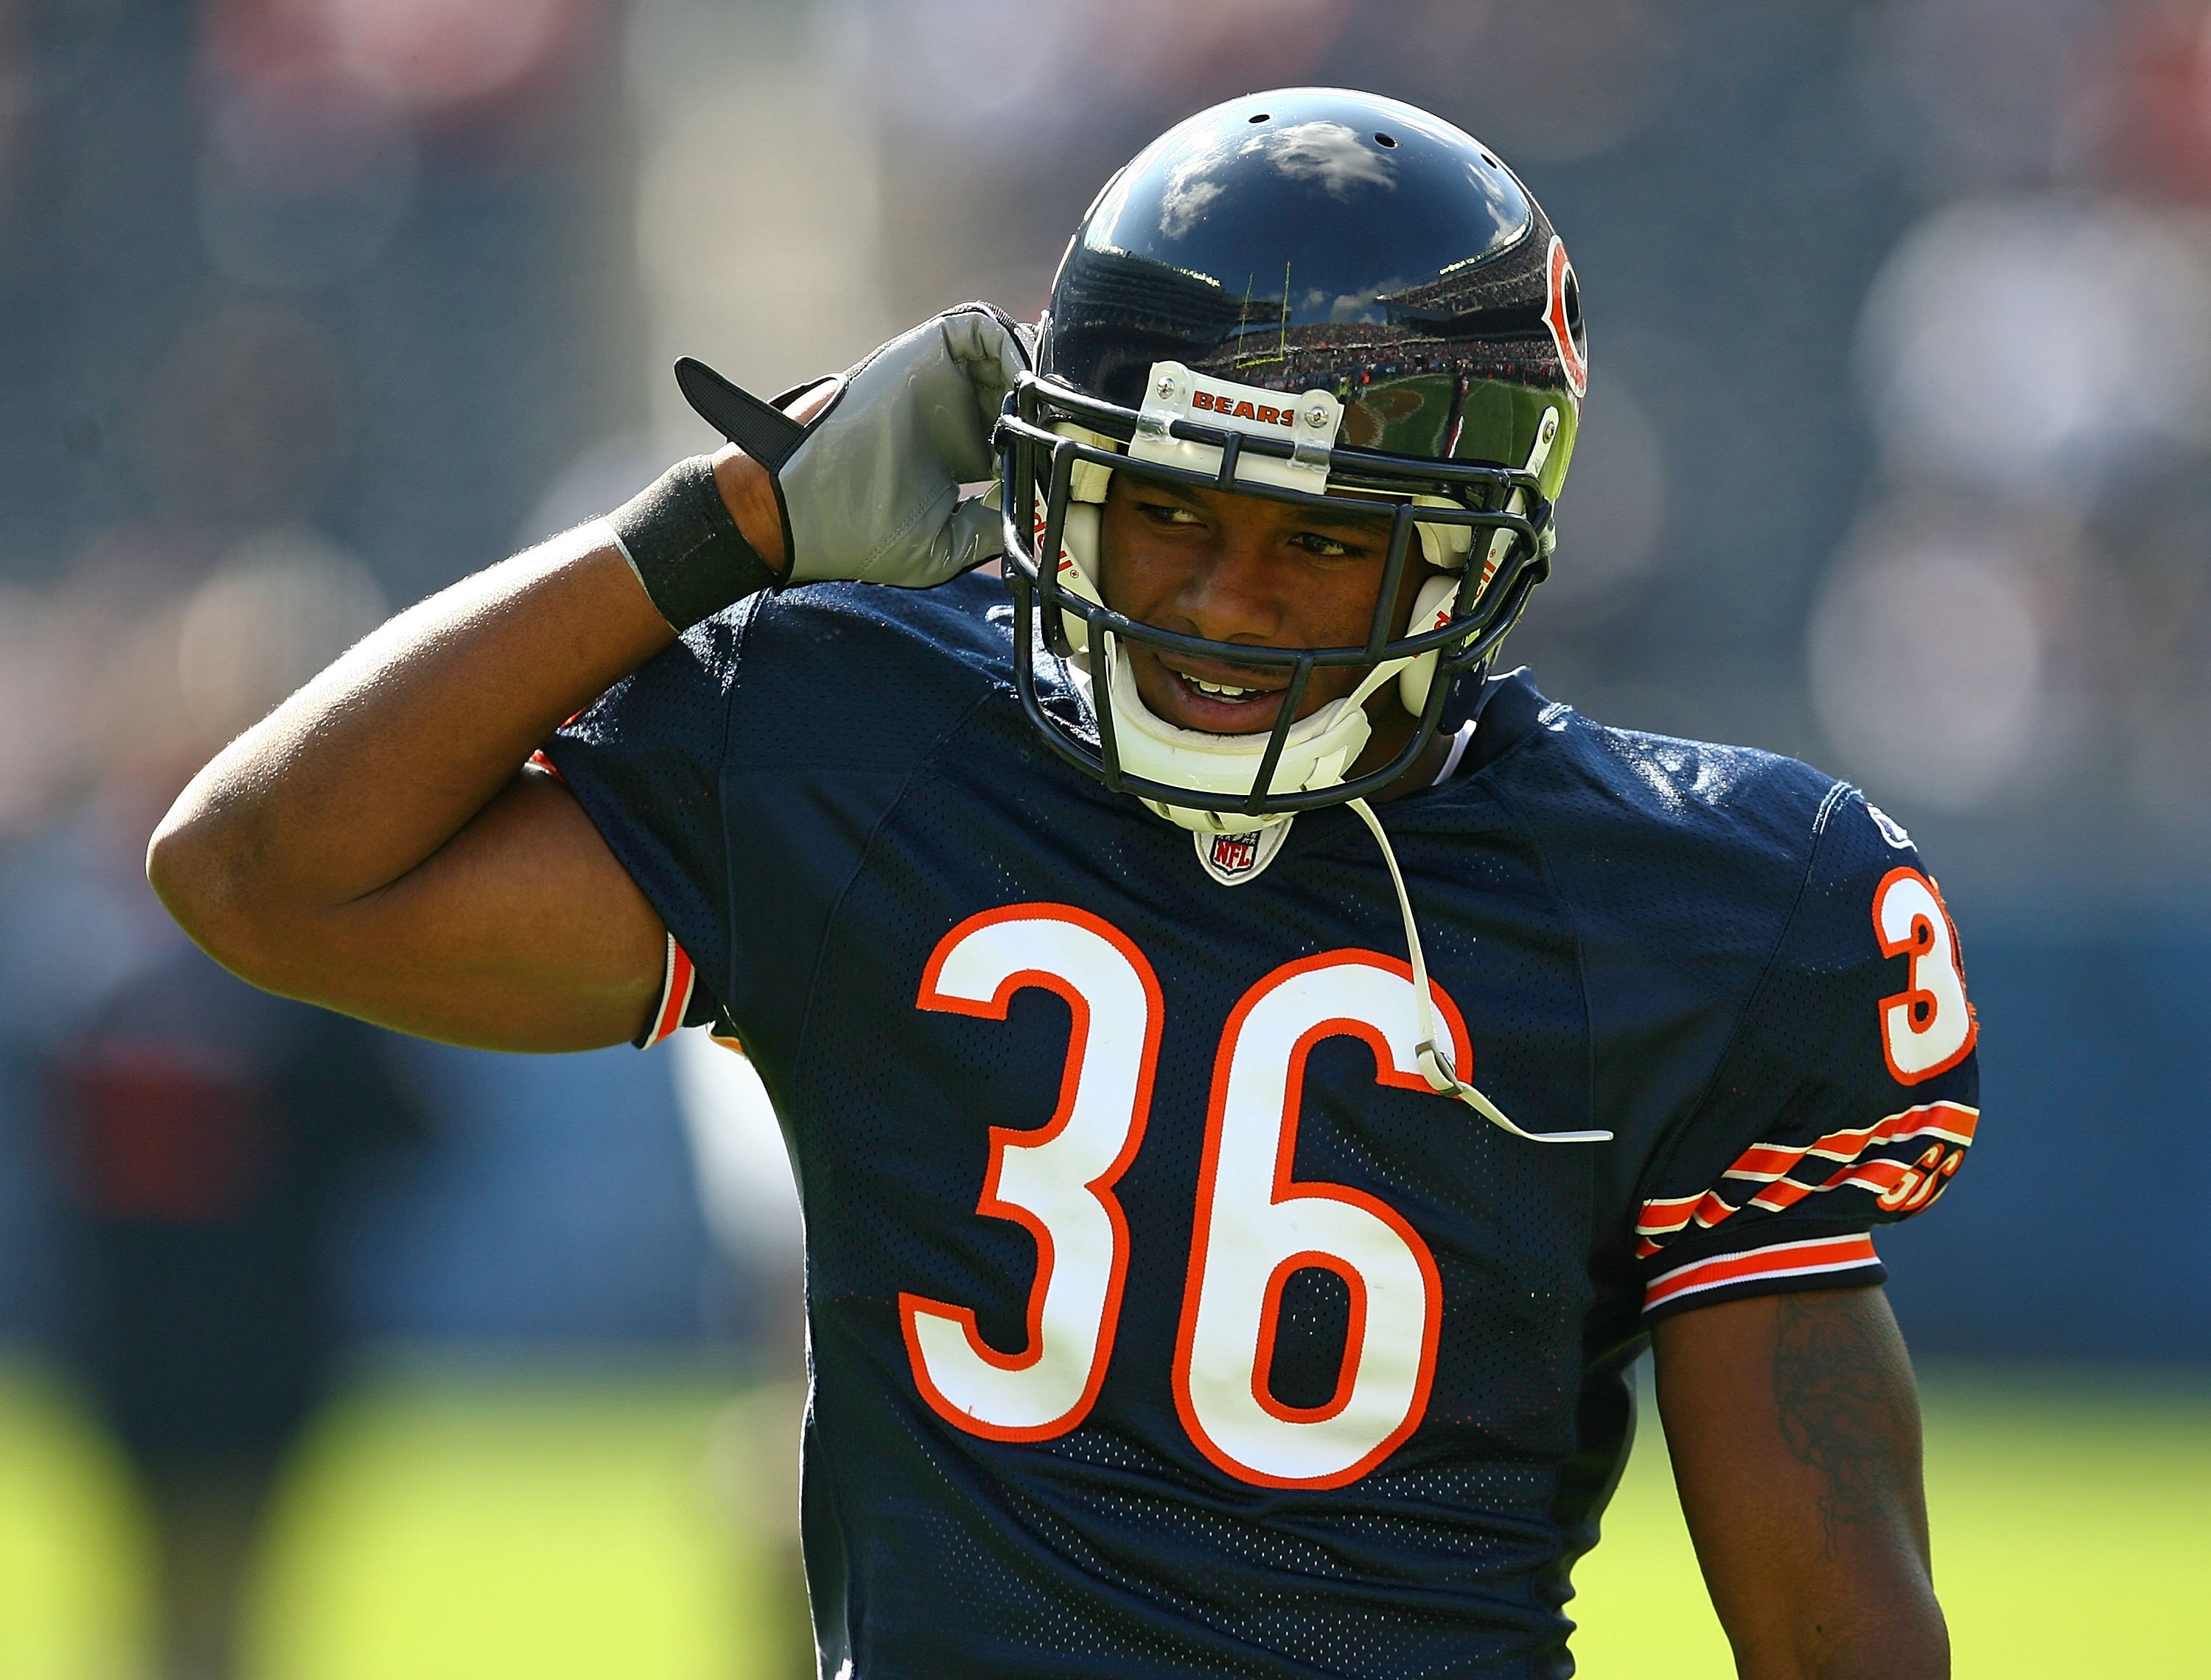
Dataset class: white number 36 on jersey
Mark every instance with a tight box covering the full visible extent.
[899,904,1465,1490]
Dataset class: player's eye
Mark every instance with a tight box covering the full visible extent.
[1136,500,1205,528]
[1290,531,1365,559]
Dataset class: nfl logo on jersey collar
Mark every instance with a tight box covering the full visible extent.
[1196,820,1294,886]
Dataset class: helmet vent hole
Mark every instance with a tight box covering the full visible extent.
[1248,112,1269,124]
[1375,132,1397,147]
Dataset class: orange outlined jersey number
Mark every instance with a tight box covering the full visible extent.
[905,914,1464,1488]
[900,906,1163,1441]
[1872,867,1976,1085]
[1173,954,1448,1489]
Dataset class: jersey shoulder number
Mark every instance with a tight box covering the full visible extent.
[1871,865,1976,1084]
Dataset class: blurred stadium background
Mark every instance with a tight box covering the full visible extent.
[1,0,2207,1675]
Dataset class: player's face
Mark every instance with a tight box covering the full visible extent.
[1096,473,1429,745]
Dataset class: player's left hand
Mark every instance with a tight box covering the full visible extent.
[674,304,1030,589]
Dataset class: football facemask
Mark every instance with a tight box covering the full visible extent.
[999,364,1558,833]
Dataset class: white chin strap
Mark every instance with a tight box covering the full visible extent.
[1347,797,1614,1146]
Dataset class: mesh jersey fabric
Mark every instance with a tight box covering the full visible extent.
[542,572,1977,1680]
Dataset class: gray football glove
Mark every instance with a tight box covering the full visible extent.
[674,303,1029,589]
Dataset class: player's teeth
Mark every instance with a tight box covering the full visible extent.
[1189,676,1256,698]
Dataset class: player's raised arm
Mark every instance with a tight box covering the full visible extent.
[147,308,1027,1051]
[1654,1287,1947,1679]
[145,483,738,1051]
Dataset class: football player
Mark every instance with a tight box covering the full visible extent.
[149,90,1969,1679]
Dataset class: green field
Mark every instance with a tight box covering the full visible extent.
[2,1354,2206,1679]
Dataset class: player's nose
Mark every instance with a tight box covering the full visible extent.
[1171,535,1285,646]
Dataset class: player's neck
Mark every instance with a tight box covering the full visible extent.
[1358,707,1461,805]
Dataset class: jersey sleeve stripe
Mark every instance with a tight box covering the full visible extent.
[1633,1101,1977,1256]
[1722,1102,1977,1183]
[641,934,696,1048]
[1643,1233,1881,1315]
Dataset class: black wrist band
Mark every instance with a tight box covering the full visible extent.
[605,455,779,632]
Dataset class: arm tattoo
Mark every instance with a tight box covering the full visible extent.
[1770,1292,1919,1555]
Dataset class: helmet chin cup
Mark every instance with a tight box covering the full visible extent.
[1100,641,1405,835]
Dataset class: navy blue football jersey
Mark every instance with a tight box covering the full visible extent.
[543,572,1977,1680]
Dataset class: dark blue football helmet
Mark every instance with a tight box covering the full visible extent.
[996,88,1587,832]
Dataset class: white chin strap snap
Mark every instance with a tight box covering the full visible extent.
[1347,797,1613,1145]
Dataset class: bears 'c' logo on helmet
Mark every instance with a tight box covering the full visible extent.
[1543,237,1587,400]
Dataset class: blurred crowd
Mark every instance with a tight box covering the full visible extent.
[1,0,2208,1673]
[7,0,2211,881]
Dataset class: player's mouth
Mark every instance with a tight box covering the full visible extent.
[1151,656,1293,733]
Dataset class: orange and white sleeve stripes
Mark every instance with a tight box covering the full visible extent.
[1636,1100,1976,1260]
[639,934,697,1047]
[1643,1233,1884,1317]
[1634,1099,1976,1317]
